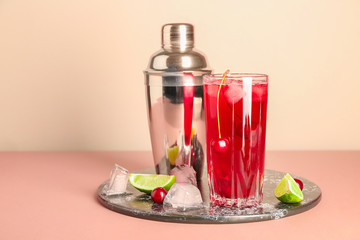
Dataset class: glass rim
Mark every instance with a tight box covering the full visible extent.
[203,73,268,84]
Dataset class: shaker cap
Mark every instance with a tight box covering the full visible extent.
[144,23,212,74]
[162,23,194,50]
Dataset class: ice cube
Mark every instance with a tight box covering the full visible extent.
[205,84,219,98]
[224,84,246,104]
[163,183,203,209]
[170,165,197,187]
[252,84,267,102]
[102,164,129,196]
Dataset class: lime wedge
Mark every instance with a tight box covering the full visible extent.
[129,174,176,194]
[274,173,304,203]
[167,145,179,165]
[191,127,196,140]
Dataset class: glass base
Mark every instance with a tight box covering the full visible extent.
[210,193,263,208]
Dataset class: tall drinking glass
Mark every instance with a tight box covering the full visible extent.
[203,73,269,207]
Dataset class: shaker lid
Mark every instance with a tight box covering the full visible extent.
[145,23,212,73]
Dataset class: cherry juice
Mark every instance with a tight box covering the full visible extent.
[204,74,268,207]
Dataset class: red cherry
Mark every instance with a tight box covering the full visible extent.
[294,178,304,191]
[211,138,230,153]
[151,187,168,204]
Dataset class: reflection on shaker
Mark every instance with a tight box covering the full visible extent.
[144,23,211,186]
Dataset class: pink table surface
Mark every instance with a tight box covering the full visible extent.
[0,151,359,240]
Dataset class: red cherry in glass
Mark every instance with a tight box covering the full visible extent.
[294,178,304,191]
[151,187,168,204]
[211,138,230,153]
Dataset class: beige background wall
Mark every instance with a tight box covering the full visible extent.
[0,0,359,151]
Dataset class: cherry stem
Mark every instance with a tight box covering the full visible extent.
[217,70,230,139]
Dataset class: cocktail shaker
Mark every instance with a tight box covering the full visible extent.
[144,23,211,184]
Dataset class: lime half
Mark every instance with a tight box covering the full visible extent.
[274,173,304,203]
[129,174,176,194]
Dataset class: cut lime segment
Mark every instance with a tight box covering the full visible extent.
[129,174,176,194]
[274,173,304,203]
[191,127,196,140]
[167,145,179,166]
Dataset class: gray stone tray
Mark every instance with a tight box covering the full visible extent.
[97,169,321,224]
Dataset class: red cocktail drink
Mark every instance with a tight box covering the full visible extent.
[203,73,268,207]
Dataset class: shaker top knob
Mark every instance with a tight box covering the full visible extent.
[162,23,194,51]
[145,23,211,73]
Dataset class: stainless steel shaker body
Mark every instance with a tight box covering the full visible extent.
[144,24,211,183]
